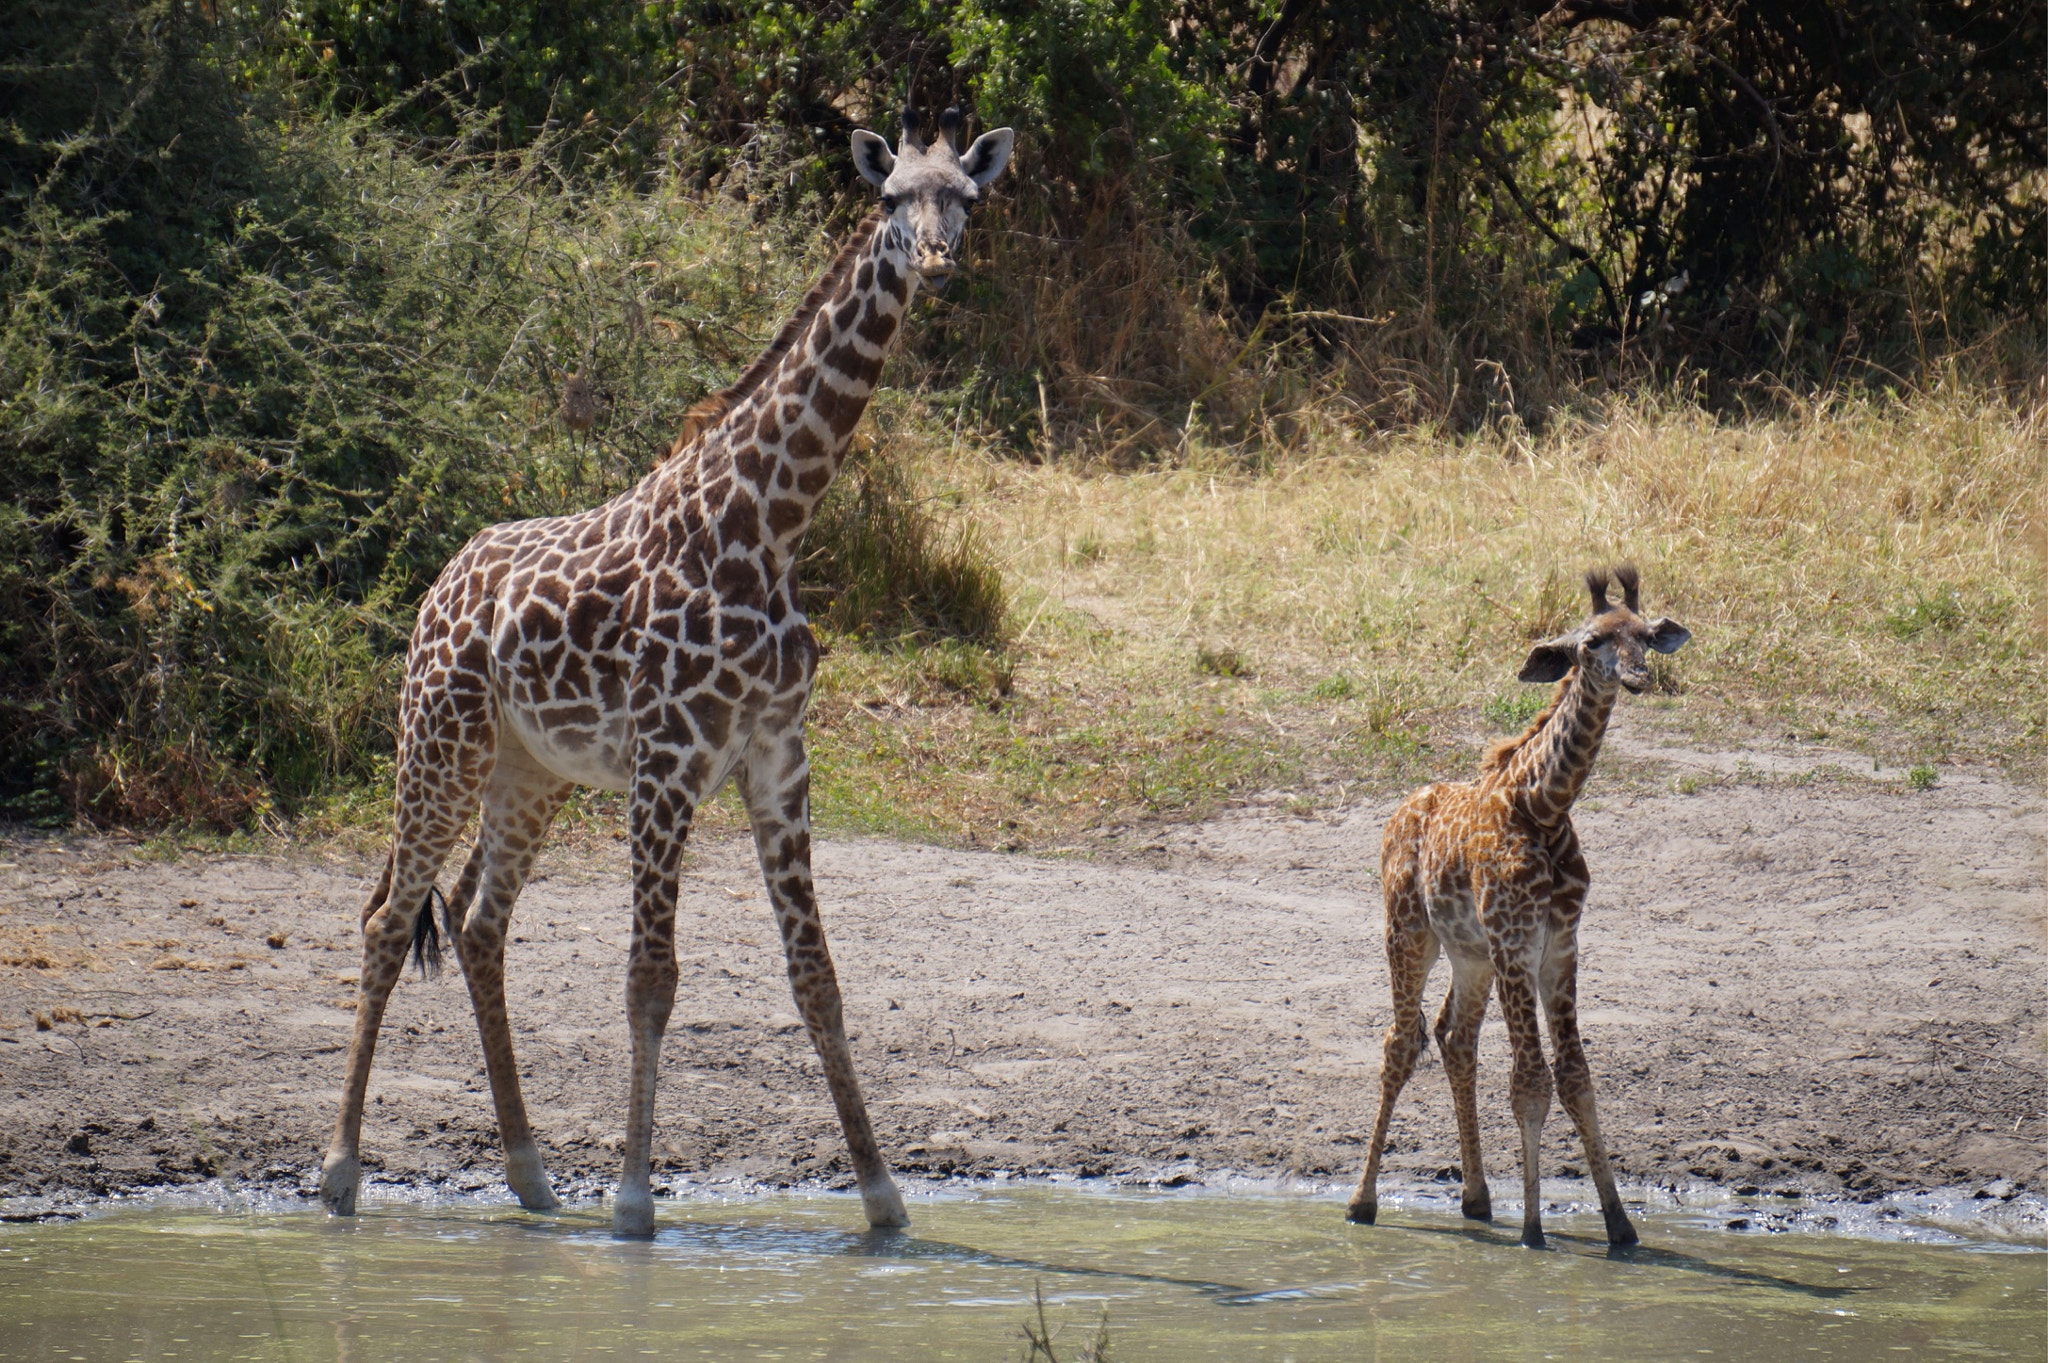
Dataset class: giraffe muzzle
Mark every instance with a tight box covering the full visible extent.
[914,245,958,288]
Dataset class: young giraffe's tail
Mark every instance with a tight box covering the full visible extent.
[410,886,444,978]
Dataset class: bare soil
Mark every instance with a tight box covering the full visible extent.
[3,725,2043,1210]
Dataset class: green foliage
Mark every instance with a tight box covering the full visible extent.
[276,0,676,161]
[1885,590,1966,640]
[1906,764,1938,791]
[1309,673,1356,702]
[2,0,2036,832]
[0,4,1005,828]
[1482,689,1549,733]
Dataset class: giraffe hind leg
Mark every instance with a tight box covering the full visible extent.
[1347,914,1439,1225]
[321,812,472,1215]
[454,748,573,1212]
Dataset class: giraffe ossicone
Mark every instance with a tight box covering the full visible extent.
[318,109,1014,1237]
[1346,563,1690,1249]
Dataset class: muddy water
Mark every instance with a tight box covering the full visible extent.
[1,1186,2038,1360]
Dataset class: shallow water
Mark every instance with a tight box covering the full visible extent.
[1,1185,2039,1361]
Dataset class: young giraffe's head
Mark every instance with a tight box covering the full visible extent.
[851,107,1015,289]
[1518,564,1690,694]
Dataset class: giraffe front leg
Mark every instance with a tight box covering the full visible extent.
[1492,959,1554,1249]
[740,738,908,1229]
[1541,939,1638,1247]
[613,778,690,1238]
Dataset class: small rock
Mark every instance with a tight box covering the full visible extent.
[1974,1179,2016,1201]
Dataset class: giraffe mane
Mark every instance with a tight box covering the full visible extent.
[665,208,888,461]
[1481,675,1570,773]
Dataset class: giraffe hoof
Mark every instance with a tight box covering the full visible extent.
[1606,1214,1640,1247]
[862,1181,910,1229]
[516,1185,562,1213]
[318,1152,361,1216]
[1344,1200,1377,1225]
[1519,1226,1547,1250]
[505,1147,560,1211]
[612,1193,656,1239]
[1462,1195,1493,1222]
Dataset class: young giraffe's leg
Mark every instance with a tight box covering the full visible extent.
[453,744,574,1211]
[1433,952,1495,1221]
[320,786,475,1215]
[739,734,909,1229]
[1540,931,1638,1246]
[1489,931,1555,1249]
[1348,817,1436,1225]
[612,754,696,1238]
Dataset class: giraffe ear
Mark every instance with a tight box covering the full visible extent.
[1517,639,1577,683]
[851,130,895,189]
[1646,617,1691,653]
[961,128,1014,188]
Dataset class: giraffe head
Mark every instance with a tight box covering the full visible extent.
[1518,564,1690,693]
[851,107,1015,288]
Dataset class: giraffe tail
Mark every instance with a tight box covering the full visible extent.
[410,886,445,979]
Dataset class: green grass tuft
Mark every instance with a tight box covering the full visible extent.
[1482,690,1550,733]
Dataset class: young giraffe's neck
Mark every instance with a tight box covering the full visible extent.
[656,209,917,570]
[1498,665,1619,823]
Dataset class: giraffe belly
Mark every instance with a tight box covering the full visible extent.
[500,701,634,793]
[1425,892,1490,956]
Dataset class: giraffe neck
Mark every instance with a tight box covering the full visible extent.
[1500,665,1619,823]
[659,209,918,572]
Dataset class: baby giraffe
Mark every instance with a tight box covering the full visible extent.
[1347,564,1689,1248]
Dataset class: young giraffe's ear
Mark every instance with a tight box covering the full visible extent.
[961,128,1015,188]
[1646,618,1691,653]
[851,130,895,189]
[1518,639,1577,683]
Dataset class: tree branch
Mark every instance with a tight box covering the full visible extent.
[1475,142,1625,336]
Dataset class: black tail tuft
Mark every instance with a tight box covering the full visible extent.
[411,887,445,979]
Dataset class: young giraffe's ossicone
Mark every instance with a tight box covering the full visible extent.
[319,108,1015,1237]
[1347,563,1691,1248]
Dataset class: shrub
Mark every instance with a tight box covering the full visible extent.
[0,7,1004,827]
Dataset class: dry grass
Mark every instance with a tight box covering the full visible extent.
[790,384,2042,847]
[277,384,2040,856]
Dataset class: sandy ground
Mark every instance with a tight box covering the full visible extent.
[3,724,2043,1213]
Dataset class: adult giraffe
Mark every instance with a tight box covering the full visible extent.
[1348,564,1690,1249]
[319,108,1013,1237]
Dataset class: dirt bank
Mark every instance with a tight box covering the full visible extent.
[3,731,2043,1211]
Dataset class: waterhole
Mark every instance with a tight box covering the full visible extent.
[1,1185,2038,1359]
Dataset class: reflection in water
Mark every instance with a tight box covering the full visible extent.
[0,1186,2038,1361]
[1400,1220,1857,1298]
